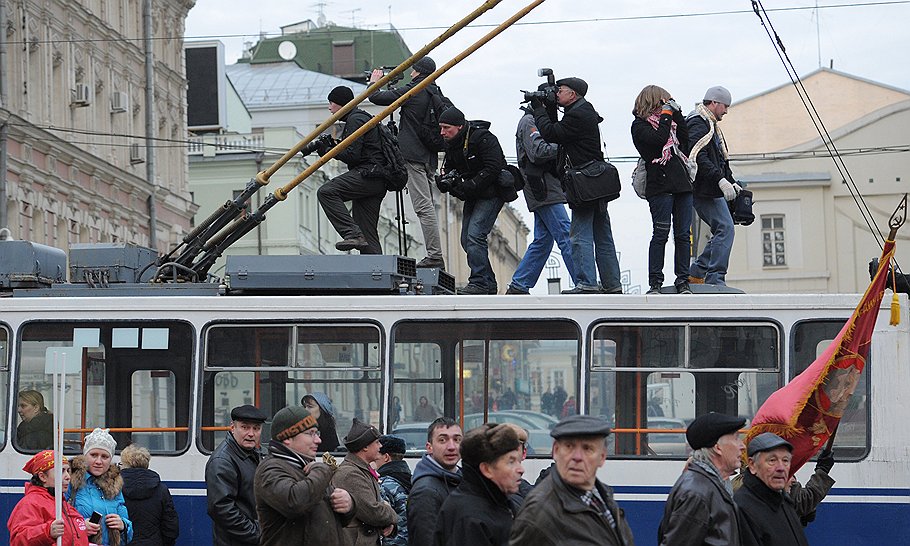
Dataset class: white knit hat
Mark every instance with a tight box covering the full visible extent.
[83,427,117,456]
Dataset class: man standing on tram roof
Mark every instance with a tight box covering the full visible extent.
[408,417,463,546]
[205,404,267,546]
[509,415,635,545]
[658,412,746,546]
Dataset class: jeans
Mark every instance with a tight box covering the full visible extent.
[405,160,443,260]
[690,195,735,285]
[461,196,505,289]
[570,200,621,291]
[317,170,387,254]
[510,203,576,292]
[647,192,693,287]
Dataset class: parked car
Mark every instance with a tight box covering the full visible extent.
[644,417,690,456]
[391,422,432,455]
[462,412,553,455]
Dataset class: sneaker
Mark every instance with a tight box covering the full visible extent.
[675,282,692,294]
[506,285,529,295]
[335,235,369,252]
[416,256,446,270]
[646,285,662,295]
[561,285,602,295]
[458,283,493,295]
[688,275,705,285]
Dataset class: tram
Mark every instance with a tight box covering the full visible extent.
[1,289,907,545]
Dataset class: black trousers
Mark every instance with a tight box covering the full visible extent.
[317,169,387,254]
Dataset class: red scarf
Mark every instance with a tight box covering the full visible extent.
[647,112,688,166]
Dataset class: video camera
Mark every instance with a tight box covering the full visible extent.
[364,65,404,86]
[521,68,557,105]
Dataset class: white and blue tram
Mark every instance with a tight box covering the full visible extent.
[0,292,907,545]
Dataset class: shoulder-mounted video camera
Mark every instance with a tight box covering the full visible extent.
[364,66,404,87]
[521,68,557,105]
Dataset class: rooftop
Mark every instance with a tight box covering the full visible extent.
[226,62,369,109]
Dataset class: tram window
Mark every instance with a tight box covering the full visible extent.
[201,323,383,453]
[690,325,778,369]
[16,322,193,454]
[391,320,580,456]
[0,326,8,448]
[792,320,869,461]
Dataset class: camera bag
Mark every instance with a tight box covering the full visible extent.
[562,159,621,208]
[728,188,755,225]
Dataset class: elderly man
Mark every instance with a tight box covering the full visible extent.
[509,415,634,545]
[735,433,809,546]
[333,418,398,545]
[205,404,267,546]
[254,406,354,545]
[408,417,463,546]
[658,412,746,546]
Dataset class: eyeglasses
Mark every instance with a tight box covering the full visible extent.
[303,429,321,438]
[556,87,573,95]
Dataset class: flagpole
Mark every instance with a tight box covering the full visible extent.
[53,352,64,546]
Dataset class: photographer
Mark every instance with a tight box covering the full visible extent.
[532,77,621,294]
[436,107,507,295]
[317,86,387,254]
[368,57,447,269]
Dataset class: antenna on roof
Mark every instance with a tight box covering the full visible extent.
[313,2,327,27]
[350,8,361,28]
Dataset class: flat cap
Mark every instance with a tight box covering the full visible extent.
[379,435,407,455]
[550,415,611,439]
[231,404,268,424]
[556,77,588,97]
[344,418,381,452]
[686,413,745,450]
[747,432,793,457]
[271,406,317,441]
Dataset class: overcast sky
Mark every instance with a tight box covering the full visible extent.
[184,0,910,292]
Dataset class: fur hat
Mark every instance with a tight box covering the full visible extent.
[703,85,732,106]
[343,418,380,452]
[379,435,406,455]
[413,56,436,75]
[328,85,355,106]
[460,423,521,467]
[438,107,465,127]
[271,406,317,441]
[83,427,117,456]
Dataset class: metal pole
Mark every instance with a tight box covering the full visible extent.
[144,0,158,249]
[0,0,9,231]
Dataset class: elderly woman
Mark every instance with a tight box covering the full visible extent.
[302,392,341,452]
[631,84,693,295]
[16,390,54,451]
[8,450,90,546]
[120,444,179,546]
[434,423,524,546]
[70,428,133,545]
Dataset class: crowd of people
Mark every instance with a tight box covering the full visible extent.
[315,56,745,295]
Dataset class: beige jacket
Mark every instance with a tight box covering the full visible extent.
[332,454,398,546]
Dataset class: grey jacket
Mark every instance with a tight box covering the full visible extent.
[658,462,741,546]
[515,112,567,212]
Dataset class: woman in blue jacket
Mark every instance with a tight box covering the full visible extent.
[70,428,133,545]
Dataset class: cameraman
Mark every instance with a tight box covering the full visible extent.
[316,85,387,254]
[368,57,447,270]
[532,77,621,294]
[436,107,507,295]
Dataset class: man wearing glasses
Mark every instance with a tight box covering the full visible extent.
[254,406,354,545]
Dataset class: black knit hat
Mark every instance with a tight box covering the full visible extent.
[438,107,465,127]
[343,418,380,452]
[686,412,746,450]
[271,406,317,441]
[379,435,407,455]
[413,56,436,75]
[328,85,355,106]
[459,423,521,467]
[556,77,588,97]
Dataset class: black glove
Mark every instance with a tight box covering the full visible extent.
[455,177,478,196]
[815,450,834,474]
[529,97,544,110]
[315,134,336,156]
[435,172,461,194]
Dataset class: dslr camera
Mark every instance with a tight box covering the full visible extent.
[364,65,404,86]
[434,170,462,194]
[521,68,557,105]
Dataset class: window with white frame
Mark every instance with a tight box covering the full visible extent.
[761,215,786,267]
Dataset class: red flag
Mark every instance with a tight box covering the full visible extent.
[746,239,897,474]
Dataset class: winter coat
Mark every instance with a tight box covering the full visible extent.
[631,111,693,198]
[205,433,261,546]
[685,113,734,199]
[8,483,90,546]
[120,467,179,546]
[69,456,134,545]
[368,74,444,164]
[532,97,604,175]
[332,453,398,546]
[406,455,462,546]
[378,460,412,546]
[509,467,634,546]
[657,461,741,546]
[442,121,507,202]
[253,440,351,546]
[334,108,385,171]
[17,412,54,451]
[789,468,835,523]
[433,463,516,546]
[516,112,566,211]
[734,470,809,546]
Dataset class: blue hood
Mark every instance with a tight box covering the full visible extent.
[302,392,336,418]
[412,454,462,486]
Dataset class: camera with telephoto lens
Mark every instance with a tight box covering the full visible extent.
[434,170,462,194]
[299,133,337,157]
[521,68,557,104]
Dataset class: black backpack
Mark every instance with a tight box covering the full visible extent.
[367,120,409,192]
[415,85,455,153]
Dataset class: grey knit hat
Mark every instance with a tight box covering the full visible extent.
[703,86,732,106]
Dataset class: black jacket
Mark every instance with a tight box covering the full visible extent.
[734,470,809,546]
[686,113,734,199]
[16,412,54,451]
[369,74,443,164]
[631,111,692,198]
[407,455,462,546]
[334,108,385,170]
[442,121,506,201]
[121,467,180,546]
[658,461,741,546]
[205,433,261,546]
[532,97,604,174]
[434,464,515,546]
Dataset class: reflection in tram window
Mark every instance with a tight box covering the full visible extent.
[201,323,382,452]
[391,320,580,456]
[16,322,193,454]
[0,326,8,448]
[589,322,781,458]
